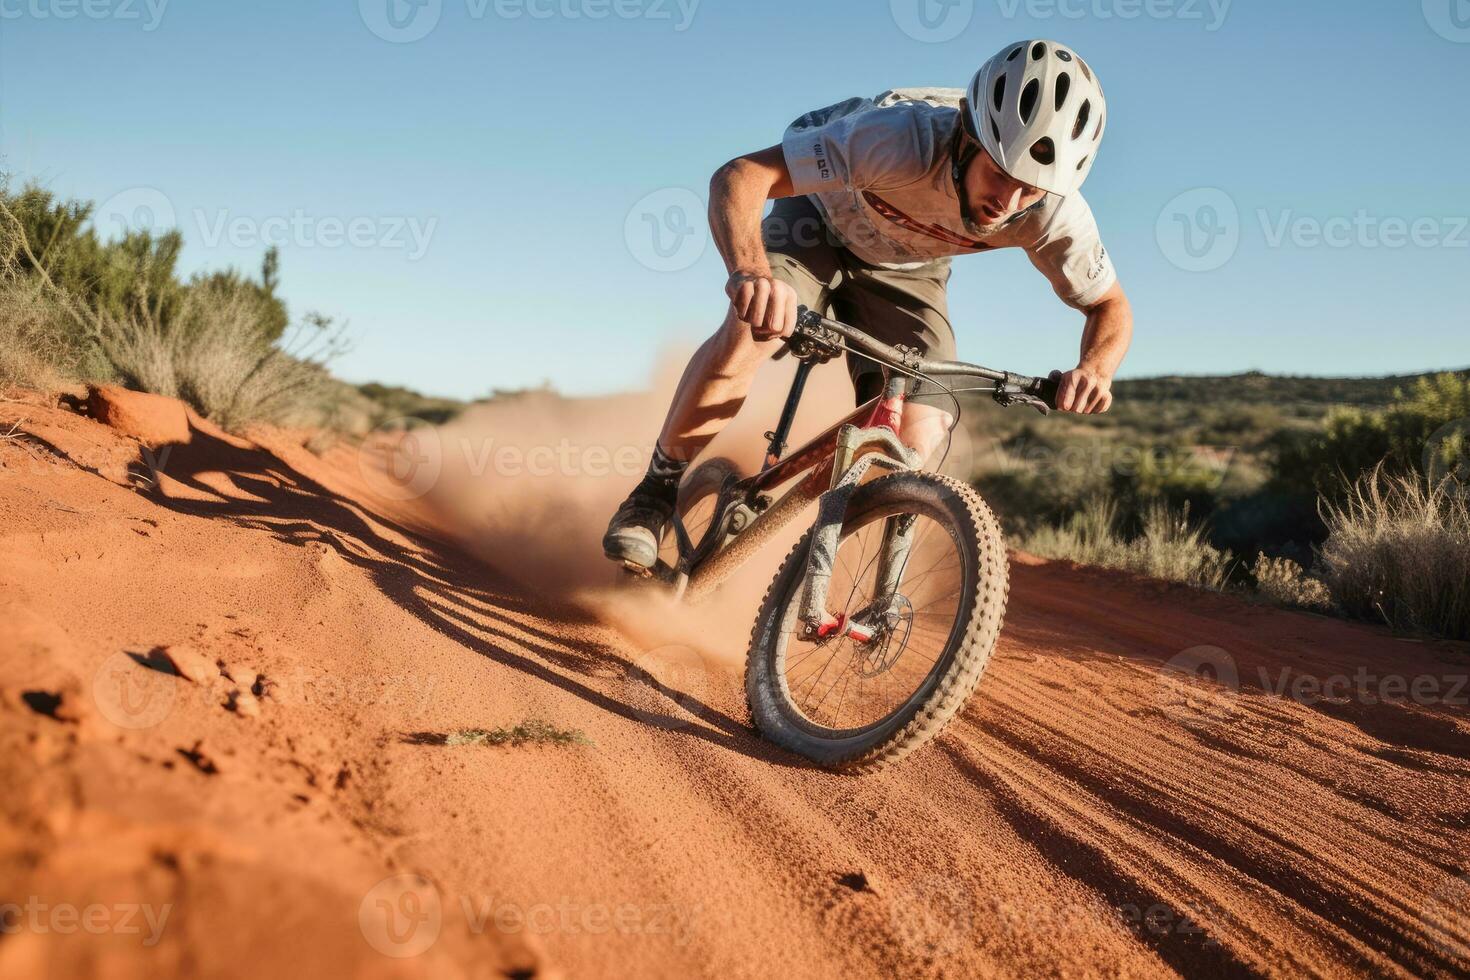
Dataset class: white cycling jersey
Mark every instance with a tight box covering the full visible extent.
[781,88,1117,310]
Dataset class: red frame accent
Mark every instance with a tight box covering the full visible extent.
[750,391,907,495]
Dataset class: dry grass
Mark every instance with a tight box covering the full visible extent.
[1319,468,1470,639]
[1252,553,1333,611]
[1022,497,1232,590]
[0,197,370,432]
[444,719,592,748]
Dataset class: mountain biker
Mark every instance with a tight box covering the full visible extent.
[604,39,1133,570]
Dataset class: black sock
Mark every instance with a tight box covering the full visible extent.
[638,444,689,498]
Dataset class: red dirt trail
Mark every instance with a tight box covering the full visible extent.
[1,388,1466,979]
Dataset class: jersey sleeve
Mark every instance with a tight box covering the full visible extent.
[781,100,939,197]
[1025,192,1118,310]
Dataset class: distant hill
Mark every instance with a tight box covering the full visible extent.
[1113,368,1470,409]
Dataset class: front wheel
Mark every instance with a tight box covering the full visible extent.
[744,472,1009,771]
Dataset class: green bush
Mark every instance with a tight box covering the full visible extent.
[0,180,380,432]
[1269,373,1470,501]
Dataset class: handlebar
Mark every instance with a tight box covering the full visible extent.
[791,306,1061,413]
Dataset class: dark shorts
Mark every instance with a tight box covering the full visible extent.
[761,195,957,406]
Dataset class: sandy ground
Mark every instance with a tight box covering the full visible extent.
[1,386,1467,979]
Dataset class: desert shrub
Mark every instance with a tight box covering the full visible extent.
[1270,373,1470,501]
[1251,553,1333,611]
[0,276,112,390]
[1318,469,1470,640]
[1021,497,1231,589]
[0,181,359,430]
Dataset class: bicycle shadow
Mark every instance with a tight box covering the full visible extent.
[130,418,807,767]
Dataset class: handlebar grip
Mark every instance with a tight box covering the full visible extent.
[1037,374,1061,410]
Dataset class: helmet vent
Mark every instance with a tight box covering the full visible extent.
[1077,58,1093,82]
[1076,155,1090,172]
[1094,111,1104,142]
[1057,50,1073,62]
[1031,42,1046,61]
[990,115,1002,145]
[1072,100,1092,140]
[1019,79,1040,124]
[992,75,1007,113]
[1006,44,1024,62]
[1055,73,1071,111]
[1030,138,1055,166]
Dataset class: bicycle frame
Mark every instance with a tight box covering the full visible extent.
[672,308,1057,631]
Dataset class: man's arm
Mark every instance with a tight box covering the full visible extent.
[1055,279,1132,414]
[709,145,798,339]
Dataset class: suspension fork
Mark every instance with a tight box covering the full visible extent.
[799,373,921,638]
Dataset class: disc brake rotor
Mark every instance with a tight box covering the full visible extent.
[849,593,914,678]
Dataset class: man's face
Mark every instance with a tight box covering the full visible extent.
[963,147,1049,229]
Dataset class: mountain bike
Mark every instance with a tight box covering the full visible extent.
[638,306,1060,770]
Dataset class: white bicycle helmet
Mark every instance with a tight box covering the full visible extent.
[964,39,1106,196]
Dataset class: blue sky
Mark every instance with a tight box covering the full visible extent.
[2,0,1467,398]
